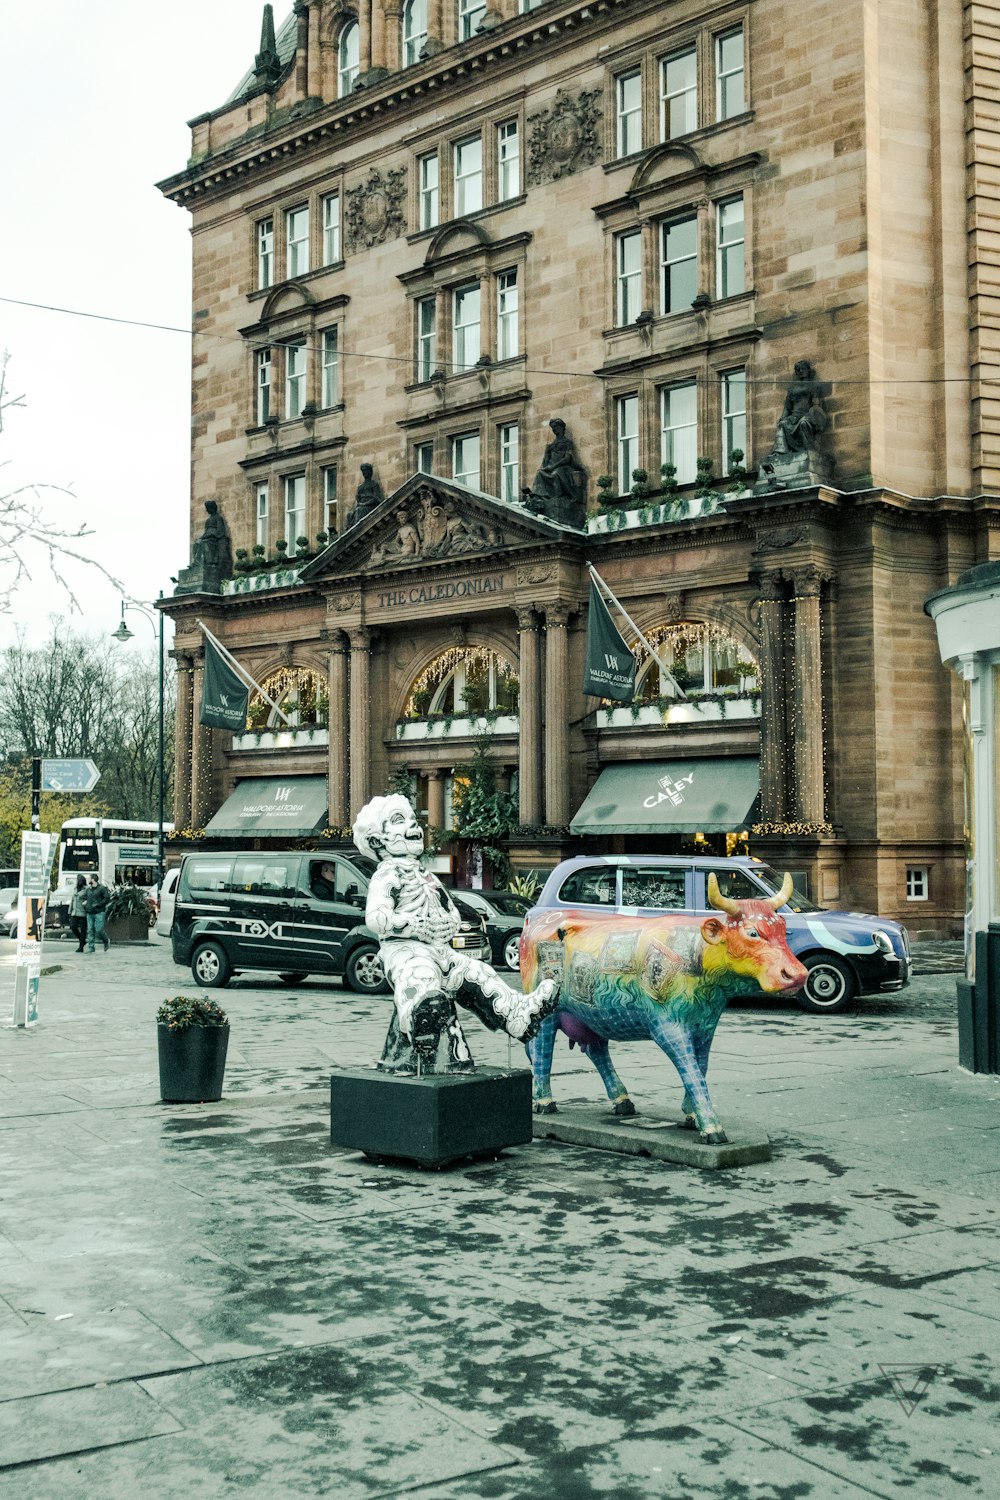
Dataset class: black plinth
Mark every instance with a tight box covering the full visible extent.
[330,1066,533,1168]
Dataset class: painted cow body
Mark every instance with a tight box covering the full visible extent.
[520,874,807,1143]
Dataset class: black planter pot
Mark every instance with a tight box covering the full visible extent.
[157,1023,230,1103]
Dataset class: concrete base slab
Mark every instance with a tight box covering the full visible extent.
[532,1103,772,1169]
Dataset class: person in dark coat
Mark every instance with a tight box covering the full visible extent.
[68,875,88,952]
[83,874,111,953]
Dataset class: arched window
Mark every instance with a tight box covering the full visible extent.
[247,668,330,731]
[630,622,758,703]
[403,0,427,66]
[338,20,360,96]
[405,647,519,719]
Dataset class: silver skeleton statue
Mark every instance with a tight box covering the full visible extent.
[353,795,557,1073]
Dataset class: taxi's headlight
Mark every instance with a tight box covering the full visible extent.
[872,931,894,956]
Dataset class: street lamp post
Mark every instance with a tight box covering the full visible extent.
[112,599,166,890]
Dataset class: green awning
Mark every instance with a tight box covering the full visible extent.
[571,758,759,836]
[204,776,328,838]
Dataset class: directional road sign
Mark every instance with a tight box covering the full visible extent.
[40,758,101,793]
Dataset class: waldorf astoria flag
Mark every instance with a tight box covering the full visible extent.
[583,578,635,702]
[200,638,250,731]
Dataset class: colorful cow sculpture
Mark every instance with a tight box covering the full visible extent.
[520,872,807,1143]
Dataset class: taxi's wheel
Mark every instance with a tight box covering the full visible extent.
[191,942,231,989]
[344,943,389,995]
[797,954,856,1013]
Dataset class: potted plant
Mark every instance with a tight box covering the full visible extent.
[157,995,230,1103]
[106,883,152,943]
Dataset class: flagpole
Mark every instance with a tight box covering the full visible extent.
[196,619,292,725]
[586,564,688,701]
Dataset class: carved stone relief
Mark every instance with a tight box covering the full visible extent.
[369,488,503,566]
[526,89,603,187]
[517,563,554,587]
[345,167,407,253]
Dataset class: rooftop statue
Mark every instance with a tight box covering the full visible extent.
[756,359,833,492]
[173,499,233,595]
[346,463,385,529]
[523,418,588,529]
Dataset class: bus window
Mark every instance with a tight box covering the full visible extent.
[62,835,99,873]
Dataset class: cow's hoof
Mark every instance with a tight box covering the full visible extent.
[534,1101,558,1115]
[612,1098,636,1117]
[701,1130,729,1146]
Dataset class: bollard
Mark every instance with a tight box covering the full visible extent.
[957,923,1000,1074]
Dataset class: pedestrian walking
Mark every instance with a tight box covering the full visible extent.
[68,874,88,952]
[83,874,111,953]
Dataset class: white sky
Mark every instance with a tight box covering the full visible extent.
[0,0,272,649]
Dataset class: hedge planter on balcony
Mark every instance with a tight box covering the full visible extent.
[157,996,230,1103]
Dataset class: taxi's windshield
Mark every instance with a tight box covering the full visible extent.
[754,865,821,912]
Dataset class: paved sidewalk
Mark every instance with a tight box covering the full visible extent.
[0,937,997,1498]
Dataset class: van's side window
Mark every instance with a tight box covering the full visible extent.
[621,868,687,909]
[557,866,618,906]
[183,858,234,893]
[334,860,367,904]
[701,868,758,904]
[232,855,298,897]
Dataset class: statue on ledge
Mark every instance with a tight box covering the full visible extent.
[173,499,233,596]
[523,418,587,529]
[755,359,833,492]
[346,463,386,529]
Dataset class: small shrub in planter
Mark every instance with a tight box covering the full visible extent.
[156,995,230,1103]
[106,883,153,941]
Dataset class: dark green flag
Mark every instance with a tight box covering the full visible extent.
[200,638,250,731]
[583,578,635,702]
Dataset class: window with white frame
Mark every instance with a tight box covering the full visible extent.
[257,217,274,289]
[660,214,697,315]
[660,381,697,484]
[284,473,306,548]
[322,466,338,533]
[403,0,427,65]
[418,152,439,230]
[285,340,307,419]
[453,283,481,371]
[499,422,519,503]
[459,0,487,41]
[717,195,745,297]
[715,27,745,120]
[616,70,642,157]
[322,194,340,265]
[451,430,481,487]
[416,295,437,381]
[496,270,518,360]
[519,0,543,9]
[616,394,639,493]
[255,348,272,425]
[497,120,520,201]
[906,866,929,901]
[338,20,359,95]
[454,135,483,216]
[321,327,339,408]
[286,205,310,279]
[414,439,434,474]
[255,482,269,549]
[721,368,747,471]
[616,230,642,326]
[660,46,696,140]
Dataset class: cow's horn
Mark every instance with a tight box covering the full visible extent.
[766,872,794,910]
[707,872,741,915]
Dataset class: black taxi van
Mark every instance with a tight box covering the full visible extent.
[171,848,487,993]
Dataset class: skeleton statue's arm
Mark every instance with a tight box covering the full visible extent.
[365,864,411,938]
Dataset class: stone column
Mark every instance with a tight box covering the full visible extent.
[792,567,827,823]
[694,197,712,305]
[370,0,387,69]
[360,0,373,70]
[543,602,571,828]
[427,0,444,49]
[348,628,371,817]
[172,653,193,829]
[327,633,349,827]
[426,768,446,829]
[383,3,402,70]
[754,571,788,821]
[307,0,322,96]
[190,654,213,829]
[517,608,542,826]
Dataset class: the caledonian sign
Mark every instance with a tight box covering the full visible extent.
[376,573,506,609]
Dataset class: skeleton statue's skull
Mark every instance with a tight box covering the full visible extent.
[353,793,425,862]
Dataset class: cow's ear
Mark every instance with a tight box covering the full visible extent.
[701,916,726,945]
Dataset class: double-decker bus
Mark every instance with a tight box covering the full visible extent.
[51,817,174,915]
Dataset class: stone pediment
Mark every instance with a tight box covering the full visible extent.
[300,475,580,582]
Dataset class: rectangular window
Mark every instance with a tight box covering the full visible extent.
[499,422,519,503]
[257,217,274,289]
[255,482,269,549]
[321,327,339,408]
[496,269,518,361]
[716,27,745,120]
[414,440,434,474]
[717,195,745,298]
[451,431,481,488]
[454,135,483,216]
[906,865,929,901]
[322,466,338,534]
[660,381,697,485]
[322,194,340,265]
[286,205,310,278]
[255,348,271,425]
[416,295,437,381]
[418,152,439,230]
[497,120,520,201]
[616,70,642,157]
[459,0,486,41]
[660,46,697,140]
[285,341,306,419]
[453,282,481,372]
[616,394,639,494]
[721,368,747,472]
[284,473,306,549]
[616,230,642,326]
[660,215,697,315]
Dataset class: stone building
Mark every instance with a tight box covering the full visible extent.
[157,0,1000,932]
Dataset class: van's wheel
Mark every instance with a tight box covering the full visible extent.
[797,954,856,1013]
[278,972,306,986]
[344,944,389,995]
[191,942,231,989]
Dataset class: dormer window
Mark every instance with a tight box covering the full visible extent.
[338,20,359,96]
[459,0,487,42]
[403,0,427,66]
